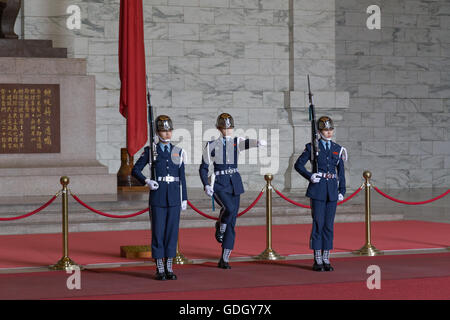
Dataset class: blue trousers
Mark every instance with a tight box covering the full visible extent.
[213,191,240,250]
[309,199,337,250]
[150,205,180,259]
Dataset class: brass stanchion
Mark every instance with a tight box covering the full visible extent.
[353,171,382,256]
[49,177,81,270]
[255,174,285,260]
[174,236,192,264]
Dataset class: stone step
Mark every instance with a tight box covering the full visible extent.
[0,163,111,177]
[0,202,402,235]
[0,162,116,197]
[0,39,67,58]
[0,191,364,217]
[0,202,366,221]
[0,188,363,213]
[0,211,404,235]
[0,189,404,235]
[0,39,54,49]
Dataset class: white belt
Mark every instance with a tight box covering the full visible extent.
[318,172,336,179]
[214,168,239,176]
[157,175,179,183]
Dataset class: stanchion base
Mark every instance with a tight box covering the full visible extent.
[120,245,151,259]
[118,186,148,192]
[352,244,383,256]
[49,256,82,271]
[254,248,285,260]
[174,252,193,265]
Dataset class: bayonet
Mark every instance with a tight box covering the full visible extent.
[307,75,319,173]
[146,75,157,180]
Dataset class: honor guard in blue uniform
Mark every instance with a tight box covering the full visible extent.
[199,113,266,269]
[132,115,188,281]
[294,116,347,272]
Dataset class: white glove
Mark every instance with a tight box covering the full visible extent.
[181,200,187,211]
[205,185,214,197]
[338,193,344,201]
[310,173,321,184]
[145,179,159,190]
[258,139,267,147]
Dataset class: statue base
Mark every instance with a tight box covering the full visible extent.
[0,56,116,197]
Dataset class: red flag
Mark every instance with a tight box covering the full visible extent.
[119,0,147,156]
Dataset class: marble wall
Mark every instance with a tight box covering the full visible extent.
[16,0,450,190]
[336,0,450,188]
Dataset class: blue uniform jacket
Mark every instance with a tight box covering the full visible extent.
[132,144,188,207]
[199,137,256,195]
[294,140,346,201]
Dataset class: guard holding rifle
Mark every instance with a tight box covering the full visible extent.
[199,113,266,269]
[132,115,188,281]
[294,77,348,272]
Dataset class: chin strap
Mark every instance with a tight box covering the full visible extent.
[319,132,332,141]
[220,133,233,140]
[158,135,171,143]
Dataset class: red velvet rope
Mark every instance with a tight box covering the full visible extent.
[73,188,264,220]
[187,201,219,220]
[274,189,311,208]
[71,193,149,218]
[0,195,58,221]
[273,185,364,209]
[238,190,264,216]
[336,186,364,205]
[188,189,265,220]
[373,186,450,205]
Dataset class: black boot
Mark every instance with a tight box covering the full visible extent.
[155,258,166,280]
[312,262,325,272]
[218,258,231,269]
[165,271,177,280]
[322,250,334,271]
[218,248,232,269]
[164,258,177,280]
[155,270,167,280]
[312,250,325,272]
[323,263,334,272]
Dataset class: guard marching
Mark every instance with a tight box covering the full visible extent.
[132,115,188,280]
[294,116,347,272]
[199,113,266,269]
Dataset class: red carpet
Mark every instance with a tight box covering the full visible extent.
[0,253,448,300]
[64,277,450,300]
[0,221,449,268]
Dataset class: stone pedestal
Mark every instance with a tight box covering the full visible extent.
[0,56,116,197]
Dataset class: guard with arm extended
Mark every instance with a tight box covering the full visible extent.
[199,113,266,269]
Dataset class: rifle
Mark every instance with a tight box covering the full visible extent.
[307,75,319,173]
[146,76,157,180]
